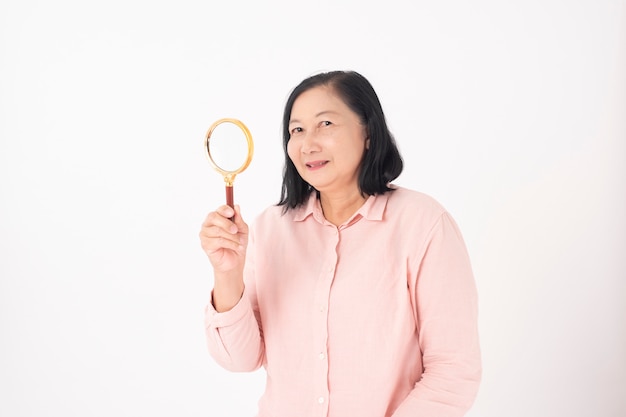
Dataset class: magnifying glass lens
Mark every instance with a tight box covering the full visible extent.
[204,118,254,213]
[208,123,251,172]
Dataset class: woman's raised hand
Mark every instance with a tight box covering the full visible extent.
[199,205,249,275]
[200,205,248,312]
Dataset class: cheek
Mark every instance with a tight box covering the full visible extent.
[287,140,298,162]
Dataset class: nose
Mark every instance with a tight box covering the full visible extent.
[301,131,320,154]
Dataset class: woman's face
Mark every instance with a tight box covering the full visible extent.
[287,86,369,196]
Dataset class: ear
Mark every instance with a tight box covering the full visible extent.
[365,137,370,150]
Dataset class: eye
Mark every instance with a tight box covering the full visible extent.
[321,121,332,127]
[290,127,303,135]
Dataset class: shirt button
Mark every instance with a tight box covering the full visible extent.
[319,352,326,360]
[318,397,325,404]
[319,305,325,312]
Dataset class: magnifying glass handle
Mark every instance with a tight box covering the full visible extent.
[225,185,234,220]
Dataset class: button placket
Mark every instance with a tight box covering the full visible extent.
[311,225,339,416]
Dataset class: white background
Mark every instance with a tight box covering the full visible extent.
[1,1,624,416]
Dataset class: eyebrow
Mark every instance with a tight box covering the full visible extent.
[289,110,340,125]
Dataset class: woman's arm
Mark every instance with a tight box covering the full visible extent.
[205,287,264,372]
[393,212,482,417]
[201,205,264,372]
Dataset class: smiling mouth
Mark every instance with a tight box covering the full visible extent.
[305,161,329,169]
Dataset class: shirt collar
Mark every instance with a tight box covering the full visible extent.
[293,190,389,225]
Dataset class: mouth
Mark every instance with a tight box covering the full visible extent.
[305,160,329,170]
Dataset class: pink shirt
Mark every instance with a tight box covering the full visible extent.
[205,186,481,417]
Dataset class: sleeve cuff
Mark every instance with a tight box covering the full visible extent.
[204,287,253,329]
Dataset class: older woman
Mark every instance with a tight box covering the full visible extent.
[200,70,481,417]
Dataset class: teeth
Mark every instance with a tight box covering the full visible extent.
[307,161,326,168]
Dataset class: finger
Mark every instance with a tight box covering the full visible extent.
[216,205,236,220]
[202,209,238,234]
[200,226,242,252]
[232,205,248,233]
[205,234,243,253]
[200,226,240,242]
[217,205,239,233]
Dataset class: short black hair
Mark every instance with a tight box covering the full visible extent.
[278,70,403,210]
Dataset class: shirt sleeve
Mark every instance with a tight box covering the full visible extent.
[204,224,265,373]
[393,212,482,417]
[204,288,264,372]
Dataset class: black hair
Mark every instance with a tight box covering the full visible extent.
[278,70,403,210]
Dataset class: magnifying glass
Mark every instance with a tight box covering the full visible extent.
[204,118,254,216]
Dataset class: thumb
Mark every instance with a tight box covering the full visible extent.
[233,205,248,231]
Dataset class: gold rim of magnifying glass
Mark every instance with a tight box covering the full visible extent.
[204,118,254,186]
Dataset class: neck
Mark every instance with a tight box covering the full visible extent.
[319,189,368,226]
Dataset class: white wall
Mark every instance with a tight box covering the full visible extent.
[1,1,624,416]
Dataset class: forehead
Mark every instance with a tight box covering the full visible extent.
[290,86,353,120]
